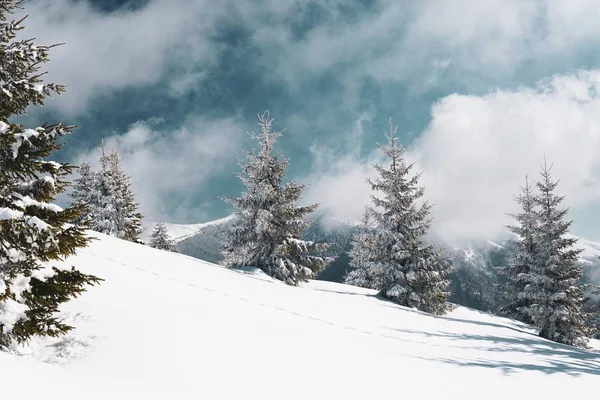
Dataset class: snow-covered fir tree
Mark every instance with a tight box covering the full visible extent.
[500,176,539,324]
[344,212,380,289]
[106,150,143,242]
[70,162,94,224]
[149,221,177,252]
[347,118,451,315]
[0,0,101,348]
[529,160,591,347]
[221,111,333,285]
[87,146,120,235]
[70,147,143,243]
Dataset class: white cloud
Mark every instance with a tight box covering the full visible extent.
[17,0,600,116]
[75,116,245,222]
[16,0,600,240]
[251,0,600,92]
[413,70,600,243]
[306,70,600,243]
[21,0,221,115]
[304,155,374,226]
[303,113,382,225]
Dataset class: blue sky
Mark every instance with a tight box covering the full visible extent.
[18,0,600,243]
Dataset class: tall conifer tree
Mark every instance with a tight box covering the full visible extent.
[0,0,100,347]
[88,145,119,235]
[346,119,451,315]
[531,161,590,347]
[107,150,143,242]
[500,176,539,324]
[221,111,332,285]
[70,162,94,224]
[344,212,380,289]
[70,147,143,243]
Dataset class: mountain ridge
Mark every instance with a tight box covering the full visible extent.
[144,214,600,263]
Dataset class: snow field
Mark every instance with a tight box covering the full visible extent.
[2,232,599,399]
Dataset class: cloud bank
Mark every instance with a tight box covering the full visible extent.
[15,0,600,241]
[308,71,600,243]
[251,0,600,93]
[21,0,600,116]
[21,0,221,115]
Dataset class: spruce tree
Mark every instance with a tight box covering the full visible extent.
[531,160,591,347]
[71,147,143,242]
[70,162,94,224]
[107,150,143,242]
[350,118,451,315]
[344,212,380,289]
[88,146,118,235]
[500,176,539,324]
[0,0,101,348]
[221,111,332,285]
[149,221,177,252]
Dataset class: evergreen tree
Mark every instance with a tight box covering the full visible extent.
[87,146,118,235]
[349,118,451,315]
[0,0,101,348]
[344,212,380,289]
[149,221,177,252]
[71,147,143,242]
[530,160,591,347]
[500,176,539,324]
[107,150,143,242]
[583,285,600,339]
[221,111,332,285]
[70,162,94,224]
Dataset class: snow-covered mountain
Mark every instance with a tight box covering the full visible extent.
[452,234,600,265]
[3,232,599,399]
[165,216,600,272]
[446,235,600,312]
[148,215,600,264]
[141,215,235,243]
[566,233,600,262]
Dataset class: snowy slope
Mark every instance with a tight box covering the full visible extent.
[141,214,234,243]
[566,233,600,262]
[2,232,599,400]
